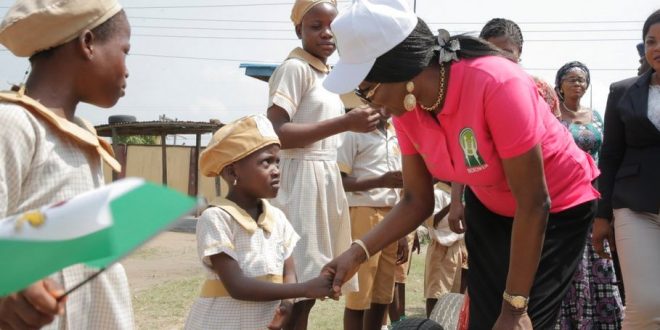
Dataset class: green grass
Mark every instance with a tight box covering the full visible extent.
[132,247,428,329]
[132,276,204,329]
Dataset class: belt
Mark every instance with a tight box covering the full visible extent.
[200,274,284,297]
[280,149,337,161]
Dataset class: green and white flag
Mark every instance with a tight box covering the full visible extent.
[0,178,197,296]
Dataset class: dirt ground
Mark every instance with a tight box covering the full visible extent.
[123,231,202,293]
[122,231,427,329]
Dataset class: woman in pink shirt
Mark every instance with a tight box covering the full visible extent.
[320,1,600,329]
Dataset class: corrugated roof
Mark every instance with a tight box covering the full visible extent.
[95,120,224,137]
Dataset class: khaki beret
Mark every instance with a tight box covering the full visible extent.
[200,115,280,177]
[290,0,336,25]
[0,0,123,57]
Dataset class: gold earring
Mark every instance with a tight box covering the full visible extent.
[403,81,416,111]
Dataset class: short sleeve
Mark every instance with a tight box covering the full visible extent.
[276,209,300,260]
[268,59,312,119]
[0,103,38,218]
[393,116,418,155]
[337,132,357,175]
[196,207,238,268]
[485,77,545,159]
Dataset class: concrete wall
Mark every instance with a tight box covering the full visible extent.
[103,145,228,204]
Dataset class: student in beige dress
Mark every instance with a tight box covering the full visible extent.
[266,0,380,328]
[185,115,333,330]
[0,1,134,329]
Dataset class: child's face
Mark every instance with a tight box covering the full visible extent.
[296,3,337,63]
[234,144,281,199]
[82,14,131,108]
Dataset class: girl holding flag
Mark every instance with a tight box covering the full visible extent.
[0,0,134,328]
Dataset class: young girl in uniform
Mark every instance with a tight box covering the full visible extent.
[0,1,133,328]
[267,1,381,327]
[185,115,333,330]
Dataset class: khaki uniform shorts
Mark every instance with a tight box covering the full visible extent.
[394,231,415,283]
[345,207,398,310]
[424,239,467,299]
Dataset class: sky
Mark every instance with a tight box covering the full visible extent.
[0,0,657,145]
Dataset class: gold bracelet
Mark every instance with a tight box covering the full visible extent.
[353,239,370,261]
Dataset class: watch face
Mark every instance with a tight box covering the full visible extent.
[511,296,527,308]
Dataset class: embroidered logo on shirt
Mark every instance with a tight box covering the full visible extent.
[459,128,488,173]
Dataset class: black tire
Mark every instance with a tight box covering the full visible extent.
[108,115,136,124]
[392,317,444,330]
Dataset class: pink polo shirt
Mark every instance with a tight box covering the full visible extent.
[393,56,600,217]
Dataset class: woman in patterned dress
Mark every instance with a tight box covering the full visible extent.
[554,61,624,330]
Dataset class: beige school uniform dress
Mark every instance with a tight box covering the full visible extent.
[0,91,134,330]
[268,47,357,293]
[338,123,402,309]
[185,198,300,330]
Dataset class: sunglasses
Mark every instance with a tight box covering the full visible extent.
[354,83,381,104]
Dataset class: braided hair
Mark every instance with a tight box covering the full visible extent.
[365,18,506,83]
[554,61,591,100]
[479,18,524,54]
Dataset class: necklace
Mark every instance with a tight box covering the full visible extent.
[561,101,580,113]
[420,63,448,112]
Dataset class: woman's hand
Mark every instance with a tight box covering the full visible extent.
[321,243,366,297]
[592,217,615,259]
[492,301,533,330]
[301,273,334,300]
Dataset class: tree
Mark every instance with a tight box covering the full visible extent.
[114,135,157,145]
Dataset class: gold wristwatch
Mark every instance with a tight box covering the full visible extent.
[502,291,529,309]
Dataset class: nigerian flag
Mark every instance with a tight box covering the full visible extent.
[0,178,197,296]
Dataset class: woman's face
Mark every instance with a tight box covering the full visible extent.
[297,3,337,63]
[560,68,588,100]
[486,35,521,62]
[356,81,408,117]
[644,23,660,73]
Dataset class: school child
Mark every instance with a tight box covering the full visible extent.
[386,230,418,328]
[0,1,134,329]
[266,0,380,327]
[338,111,406,329]
[424,184,467,317]
[185,115,333,330]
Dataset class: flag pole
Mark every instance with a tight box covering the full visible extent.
[56,268,107,301]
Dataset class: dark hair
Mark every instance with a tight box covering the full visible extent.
[479,18,524,53]
[365,18,505,83]
[636,42,646,57]
[554,61,590,100]
[642,9,660,41]
[29,10,127,62]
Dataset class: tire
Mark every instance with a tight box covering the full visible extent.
[392,317,444,330]
[108,115,136,124]
[429,293,464,330]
